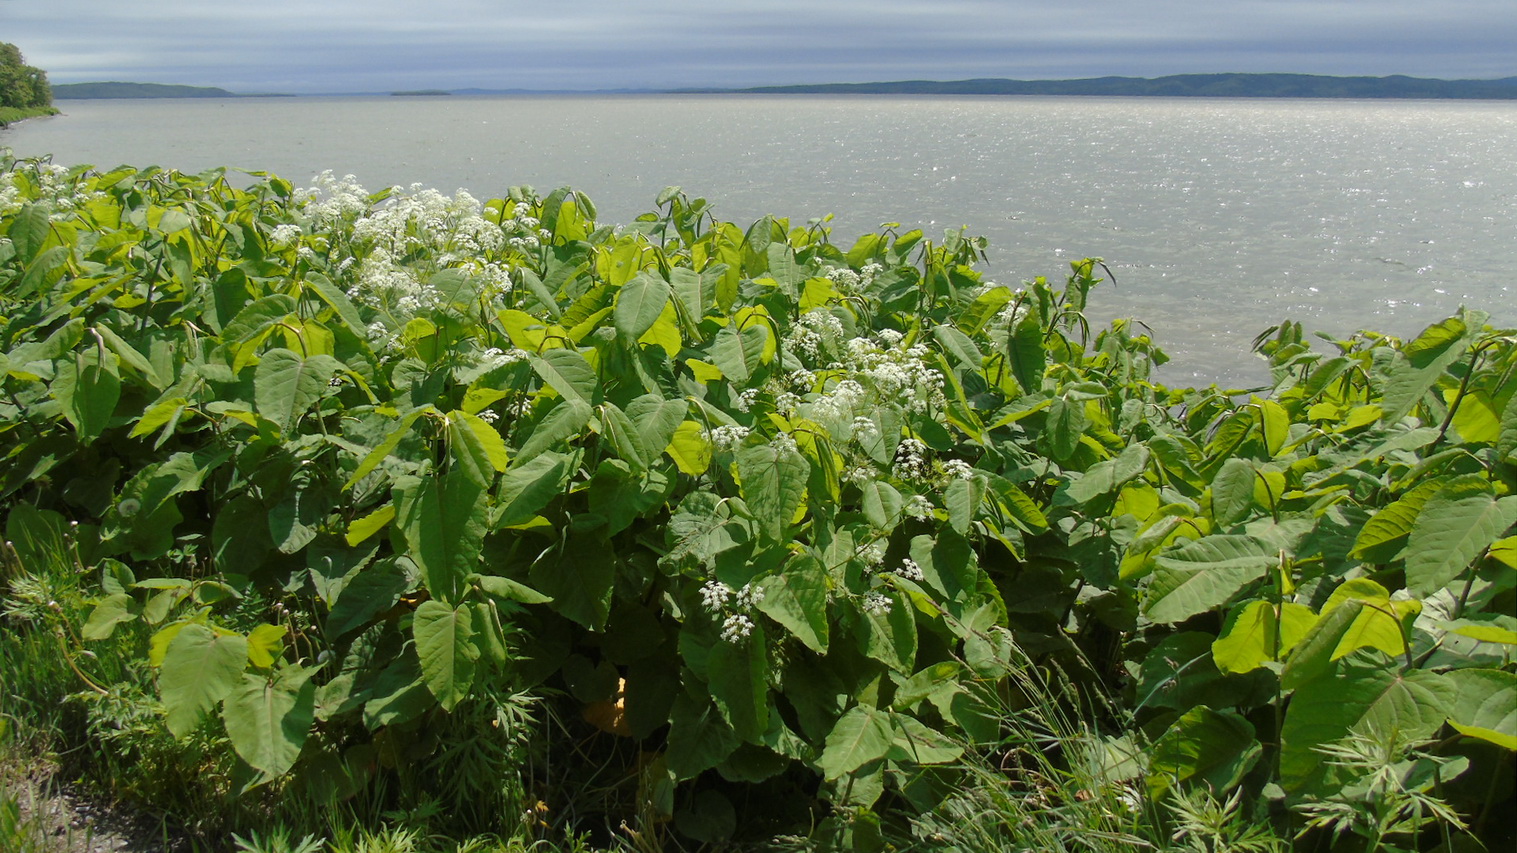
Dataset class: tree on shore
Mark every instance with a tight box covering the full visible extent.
[0,42,52,110]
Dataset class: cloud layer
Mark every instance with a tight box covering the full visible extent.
[6,1,1513,92]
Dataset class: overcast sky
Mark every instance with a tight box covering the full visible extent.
[4,1,1513,93]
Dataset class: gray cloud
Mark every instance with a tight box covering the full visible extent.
[4,0,1512,92]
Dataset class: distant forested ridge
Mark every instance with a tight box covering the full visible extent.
[733,73,1517,99]
[0,43,53,115]
[50,82,242,99]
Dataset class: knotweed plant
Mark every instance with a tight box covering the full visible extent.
[1,155,1512,851]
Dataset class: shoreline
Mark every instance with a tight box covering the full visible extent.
[0,105,60,128]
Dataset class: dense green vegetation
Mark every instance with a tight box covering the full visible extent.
[0,151,1512,852]
[733,73,1517,99]
[0,44,56,126]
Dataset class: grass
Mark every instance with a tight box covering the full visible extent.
[0,105,59,126]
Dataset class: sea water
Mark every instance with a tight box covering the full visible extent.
[5,94,1513,385]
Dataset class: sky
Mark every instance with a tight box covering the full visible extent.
[3,0,1513,93]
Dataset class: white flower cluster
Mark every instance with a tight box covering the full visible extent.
[770,432,799,456]
[0,161,106,220]
[504,210,551,253]
[700,580,733,611]
[941,459,976,481]
[0,181,23,218]
[735,388,761,413]
[269,223,303,249]
[905,494,935,521]
[844,337,946,415]
[296,174,526,318]
[862,592,893,615]
[823,262,883,294]
[893,558,924,582]
[734,582,765,609]
[477,346,528,371]
[892,438,932,481]
[858,540,888,567]
[720,614,755,642]
[995,295,1032,328]
[296,171,371,223]
[784,309,846,361]
[707,424,751,451]
[702,581,765,644]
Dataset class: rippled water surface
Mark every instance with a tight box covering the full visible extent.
[5,95,1513,385]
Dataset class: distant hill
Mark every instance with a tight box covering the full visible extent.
[729,73,1517,99]
[52,82,267,99]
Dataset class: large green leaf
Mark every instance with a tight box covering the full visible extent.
[709,323,768,384]
[1146,706,1261,799]
[1280,579,1418,689]
[708,624,770,741]
[1280,651,1453,791]
[819,705,893,781]
[667,692,740,781]
[516,397,592,462]
[887,715,963,766]
[1403,488,1517,596]
[530,536,615,630]
[1144,535,1274,624]
[413,600,480,711]
[326,558,411,638]
[254,348,341,432]
[1208,457,1256,527]
[1211,600,1316,674]
[598,401,652,472]
[53,351,121,439]
[159,624,248,738]
[395,469,488,604]
[1065,444,1150,504]
[1444,668,1517,749]
[854,588,917,673]
[446,410,510,487]
[529,347,598,405]
[735,441,808,543]
[756,556,829,654]
[1380,312,1480,423]
[82,593,138,640]
[1350,479,1444,563]
[614,272,671,341]
[495,451,574,527]
[221,666,317,777]
[625,394,688,460]
[344,406,431,488]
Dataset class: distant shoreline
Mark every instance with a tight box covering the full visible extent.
[48,72,1517,100]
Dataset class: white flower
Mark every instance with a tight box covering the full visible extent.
[735,388,761,413]
[269,223,302,248]
[720,613,755,643]
[771,432,799,456]
[476,409,501,424]
[941,459,975,481]
[700,580,734,613]
[850,416,878,441]
[859,540,887,567]
[735,583,764,609]
[895,558,924,581]
[862,592,892,615]
[905,494,934,521]
[708,424,751,451]
[892,438,931,481]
